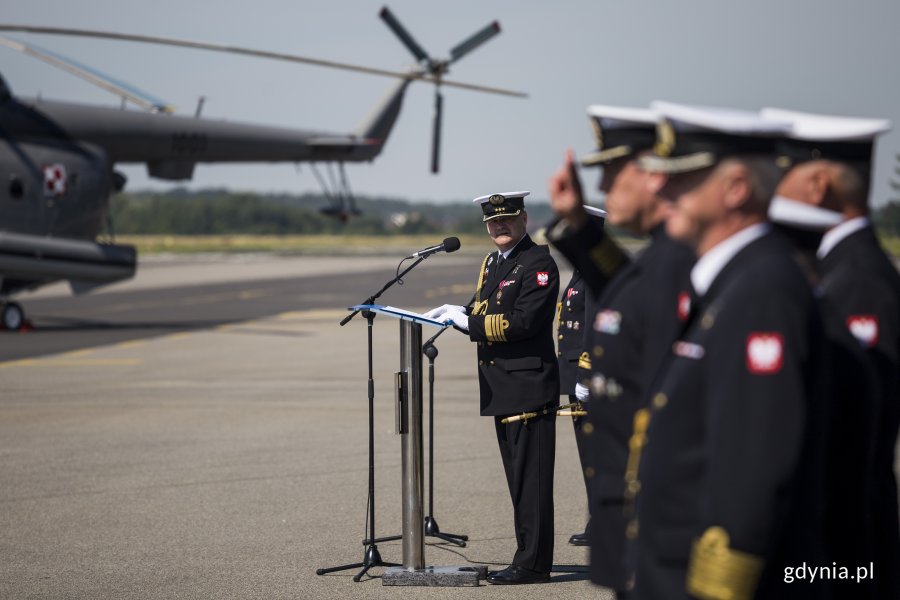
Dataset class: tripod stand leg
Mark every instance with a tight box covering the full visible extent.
[422,348,471,549]
[316,544,400,579]
[424,515,468,547]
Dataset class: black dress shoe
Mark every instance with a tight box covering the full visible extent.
[486,565,550,585]
[568,532,589,546]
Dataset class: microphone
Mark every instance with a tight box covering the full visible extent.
[407,237,461,259]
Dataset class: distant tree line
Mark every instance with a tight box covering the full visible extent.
[109,189,555,236]
[110,188,900,238]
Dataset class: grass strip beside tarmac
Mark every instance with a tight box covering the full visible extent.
[116,234,496,255]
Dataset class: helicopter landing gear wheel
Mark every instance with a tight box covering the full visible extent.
[1,302,25,331]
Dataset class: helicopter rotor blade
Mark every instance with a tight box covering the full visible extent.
[449,21,501,64]
[0,24,527,98]
[378,6,430,64]
[0,35,172,112]
[431,88,443,174]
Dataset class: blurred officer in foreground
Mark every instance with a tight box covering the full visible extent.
[425,192,560,584]
[764,108,899,599]
[632,102,828,600]
[547,105,694,597]
[556,204,607,549]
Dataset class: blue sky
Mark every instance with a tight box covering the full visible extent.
[4,0,900,207]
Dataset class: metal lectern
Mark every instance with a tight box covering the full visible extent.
[352,305,485,587]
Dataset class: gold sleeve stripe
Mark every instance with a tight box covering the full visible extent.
[589,235,629,277]
[484,314,509,343]
[687,527,764,600]
[578,352,592,370]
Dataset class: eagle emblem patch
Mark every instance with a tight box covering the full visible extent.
[846,315,878,348]
[746,333,784,374]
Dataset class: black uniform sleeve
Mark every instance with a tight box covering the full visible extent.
[468,251,560,343]
[546,216,631,297]
[576,287,598,387]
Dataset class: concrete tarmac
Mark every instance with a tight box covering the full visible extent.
[1,254,610,599]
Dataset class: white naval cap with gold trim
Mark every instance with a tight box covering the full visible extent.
[580,105,659,167]
[473,191,530,222]
[584,205,608,220]
[641,101,792,174]
[761,107,891,167]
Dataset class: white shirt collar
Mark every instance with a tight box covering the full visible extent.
[691,222,771,297]
[817,216,870,259]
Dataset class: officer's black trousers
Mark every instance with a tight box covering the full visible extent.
[494,409,556,574]
[568,393,593,538]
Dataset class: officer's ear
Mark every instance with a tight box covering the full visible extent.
[721,161,752,211]
[807,164,832,208]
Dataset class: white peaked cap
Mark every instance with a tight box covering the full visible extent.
[768,196,844,231]
[586,104,659,127]
[584,205,608,219]
[651,101,792,134]
[472,191,530,204]
[760,107,891,141]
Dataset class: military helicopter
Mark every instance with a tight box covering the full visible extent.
[0,7,525,331]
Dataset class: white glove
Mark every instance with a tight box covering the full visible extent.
[423,304,465,320]
[443,308,469,331]
[575,383,590,401]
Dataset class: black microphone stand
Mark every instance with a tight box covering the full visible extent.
[316,255,427,581]
[422,325,469,547]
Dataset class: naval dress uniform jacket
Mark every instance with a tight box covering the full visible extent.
[466,233,560,573]
[819,223,900,599]
[775,226,880,600]
[554,223,695,592]
[557,270,596,539]
[632,230,829,600]
[558,270,591,394]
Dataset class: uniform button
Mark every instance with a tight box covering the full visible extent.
[652,393,668,409]
[626,519,639,540]
[593,346,604,358]
[479,360,484,366]
[557,351,562,357]
[584,466,595,479]
[582,422,594,435]
[489,360,495,366]
[558,334,564,340]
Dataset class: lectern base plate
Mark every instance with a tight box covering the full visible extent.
[382,565,487,586]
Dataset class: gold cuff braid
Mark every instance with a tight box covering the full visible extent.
[687,527,764,600]
[578,351,592,370]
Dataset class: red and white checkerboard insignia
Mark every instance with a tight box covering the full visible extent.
[43,163,67,197]
[677,291,691,321]
[846,315,879,348]
[536,272,549,286]
[746,333,784,374]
